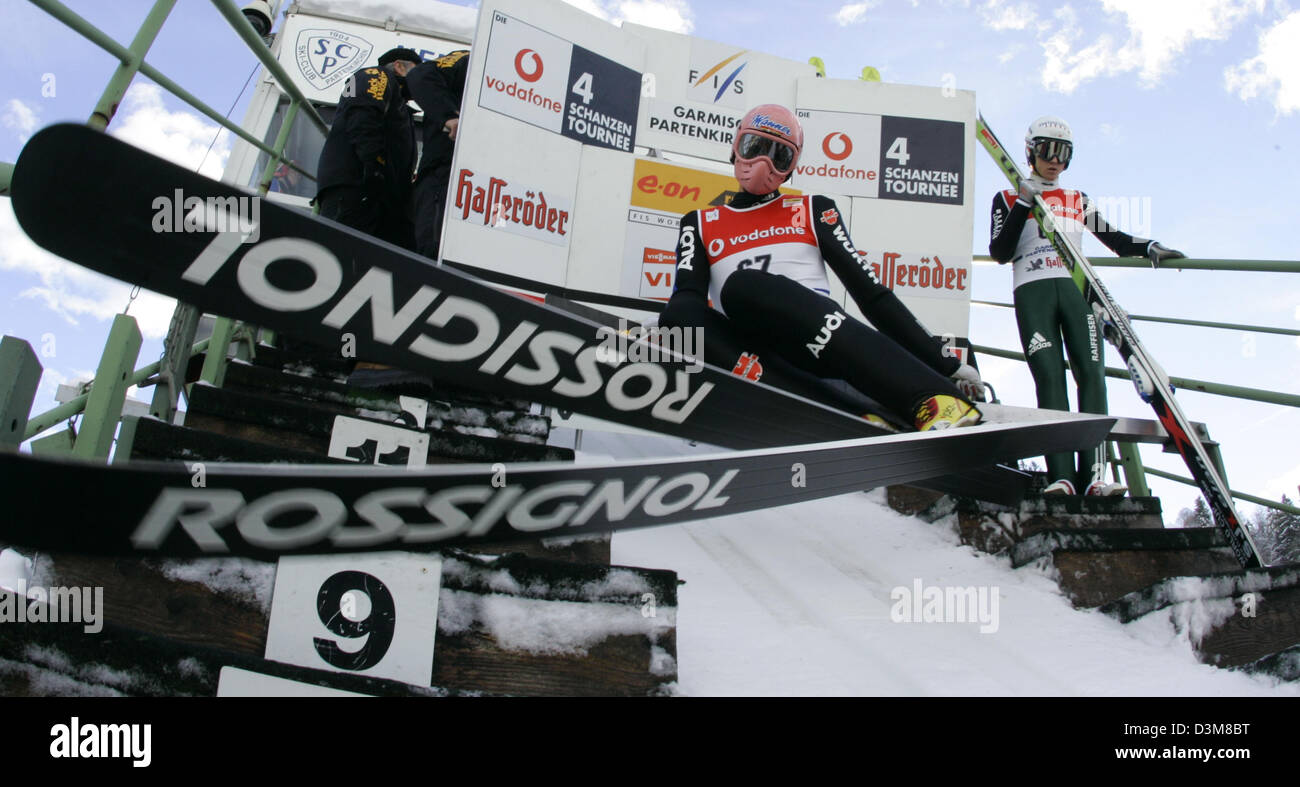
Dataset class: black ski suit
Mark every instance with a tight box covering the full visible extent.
[660,190,964,422]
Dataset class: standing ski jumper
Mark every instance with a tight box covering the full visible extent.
[660,104,983,431]
[988,116,1185,494]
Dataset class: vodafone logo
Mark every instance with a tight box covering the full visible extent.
[708,238,725,256]
[514,49,543,82]
[822,132,853,161]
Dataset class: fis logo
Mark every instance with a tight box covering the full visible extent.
[688,51,747,104]
[295,29,374,91]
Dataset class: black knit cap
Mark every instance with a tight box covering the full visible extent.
[378,47,423,67]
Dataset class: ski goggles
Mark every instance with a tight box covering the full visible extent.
[735,132,798,172]
[1031,138,1073,165]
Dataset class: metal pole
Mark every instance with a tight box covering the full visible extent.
[1143,466,1300,516]
[1116,442,1150,497]
[208,0,328,133]
[22,338,211,441]
[971,300,1300,338]
[974,255,1300,274]
[76,0,179,129]
[27,0,320,173]
[970,344,1300,408]
[257,98,302,193]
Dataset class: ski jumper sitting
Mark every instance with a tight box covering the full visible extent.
[659,104,983,432]
[988,115,1185,495]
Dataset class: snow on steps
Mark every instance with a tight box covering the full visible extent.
[886,484,1300,682]
[0,548,677,697]
[1098,565,1300,673]
[578,428,1295,694]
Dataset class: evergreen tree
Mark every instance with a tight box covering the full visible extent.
[1176,497,1213,529]
[1253,495,1300,565]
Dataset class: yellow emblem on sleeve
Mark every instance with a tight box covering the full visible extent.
[366,69,389,101]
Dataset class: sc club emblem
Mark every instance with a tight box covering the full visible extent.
[295,28,375,91]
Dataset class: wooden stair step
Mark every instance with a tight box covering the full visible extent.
[1098,565,1300,669]
[184,384,572,464]
[121,415,348,465]
[0,548,676,696]
[223,361,550,441]
[1010,528,1241,608]
[955,494,1165,556]
[245,345,533,411]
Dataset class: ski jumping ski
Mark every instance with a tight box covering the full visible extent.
[10,123,1051,504]
[0,416,1111,560]
[975,112,1265,568]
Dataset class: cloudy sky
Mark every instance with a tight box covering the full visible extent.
[1,0,1297,522]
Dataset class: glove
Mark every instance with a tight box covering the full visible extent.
[362,159,386,201]
[1091,300,1125,347]
[1147,241,1185,269]
[1017,178,1042,206]
[951,363,985,402]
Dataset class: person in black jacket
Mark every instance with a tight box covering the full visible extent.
[405,49,470,259]
[315,47,421,250]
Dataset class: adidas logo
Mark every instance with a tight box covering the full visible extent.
[1026,332,1052,357]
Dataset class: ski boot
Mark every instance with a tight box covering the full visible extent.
[1042,479,1076,496]
[1085,480,1129,497]
[912,395,981,431]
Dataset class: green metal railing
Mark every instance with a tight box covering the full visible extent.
[21,338,212,442]
[971,342,1300,409]
[974,254,1300,274]
[2,0,325,458]
[25,0,322,183]
[971,260,1300,514]
[971,299,1300,339]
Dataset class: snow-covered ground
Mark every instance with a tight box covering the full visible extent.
[562,427,1300,697]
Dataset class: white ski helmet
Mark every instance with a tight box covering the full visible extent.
[1025,115,1073,169]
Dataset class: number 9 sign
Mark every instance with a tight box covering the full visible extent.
[265,552,443,686]
[313,571,396,671]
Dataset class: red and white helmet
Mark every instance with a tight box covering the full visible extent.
[731,104,804,195]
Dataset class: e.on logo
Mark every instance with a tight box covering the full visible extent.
[822,132,853,161]
[514,49,543,82]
